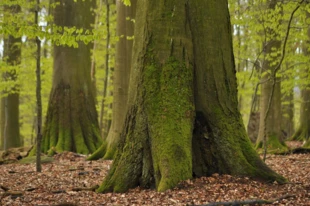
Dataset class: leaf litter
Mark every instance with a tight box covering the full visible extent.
[0,151,309,205]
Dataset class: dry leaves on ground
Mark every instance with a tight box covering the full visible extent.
[0,151,309,206]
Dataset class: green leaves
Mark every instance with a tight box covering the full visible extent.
[122,0,131,6]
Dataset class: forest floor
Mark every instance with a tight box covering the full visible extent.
[0,142,309,206]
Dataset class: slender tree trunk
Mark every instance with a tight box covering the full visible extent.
[281,85,294,139]
[35,0,43,172]
[88,0,136,160]
[2,4,22,150]
[98,0,285,193]
[235,0,246,112]
[256,0,287,153]
[247,52,262,143]
[100,0,112,139]
[37,0,102,155]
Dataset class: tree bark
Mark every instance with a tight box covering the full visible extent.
[39,0,102,154]
[2,4,22,150]
[98,0,285,193]
[35,0,43,172]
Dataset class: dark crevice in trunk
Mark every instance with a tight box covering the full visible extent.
[192,111,218,177]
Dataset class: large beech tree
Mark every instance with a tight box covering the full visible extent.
[39,0,102,154]
[98,0,285,193]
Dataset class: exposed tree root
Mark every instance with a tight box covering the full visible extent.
[276,147,310,155]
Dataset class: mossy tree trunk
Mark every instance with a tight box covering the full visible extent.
[40,0,102,155]
[1,4,22,150]
[88,0,137,160]
[256,0,287,153]
[98,0,285,193]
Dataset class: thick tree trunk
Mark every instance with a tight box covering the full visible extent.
[291,10,310,148]
[88,0,136,160]
[2,92,20,149]
[256,0,287,153]
[39,0,102,155]
[98,0,285,193]
[2,4,22,149]
[256,70,286,151]
[291,88,310,147]
[190,0,283,180]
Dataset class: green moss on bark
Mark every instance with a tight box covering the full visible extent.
[256,134,288,154]
[97,106,150,193]
[97,0,286,193]
[103,142,117,160]
[98,56,195,192]
[145,57,194,191]
[192,112,286,183]
[87,141,108,160]
[189,0,285,184]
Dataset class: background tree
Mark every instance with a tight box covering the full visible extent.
[256,0,288,153]
[98,0,115,139]
[0,0,53,150]
[1,3,22,150]
[34,0,43,172]
[281,63,295,139]
[98,0,285,193]
[292,87,310,147]
[229,0,305,148]
[291,8,310,148]
[88,0,136,160]
[38,0,102,155]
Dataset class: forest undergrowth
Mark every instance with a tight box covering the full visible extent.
[0,141,309,206]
